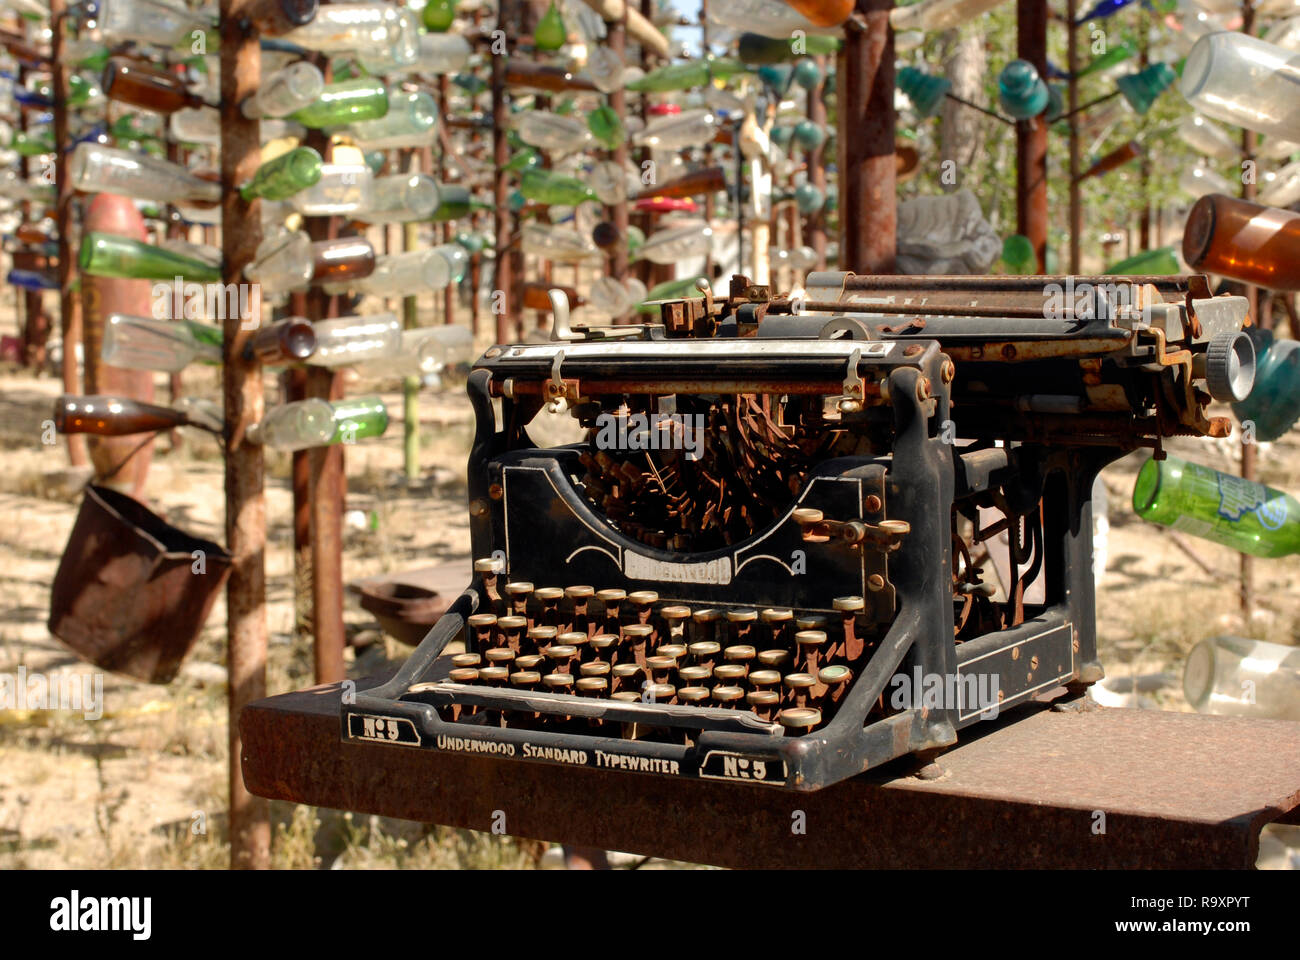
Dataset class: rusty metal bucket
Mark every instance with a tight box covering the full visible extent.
[48,485,232,684]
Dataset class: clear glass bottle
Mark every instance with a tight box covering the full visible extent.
[287,163,373,215]
[410,32,472,74]
[307,314,402,367]
[1177,114,1239,162]
[633,222,713,264]
[324,248,446,296]
[102,313,222,371]
[245,227,314,292]
[70,142,221,205]
[169,106,220,145]
[1181,31,1300,142]
[889,0,1009,32]
[520,223,602,263]
[356,173,439,222]
[98,0,215,47]
[348,90,436,149]
[1259,158,1300,208]
[1183,636,1300,720]
[242,61,324,119]
[513,111,593,152]
[632,109,719,151]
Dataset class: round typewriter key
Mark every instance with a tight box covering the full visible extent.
[678,664,712,686]
[505,581,535,622]
[610,691,641,702]
[783,672,816,708]
[691,607,722,644]
[534,586,565,626]
[725,608,757,644]
[497,615,527,652]
[795,614,828,631]
[611,662,643,694]
[622,622,654,666]
[795,629,828,678]
[628,591,660,637]
[510,670,542,689]
[646,655,677,684]
[473,558,499,573]
[757,648,792,669]
[448,667,480,683]
[760,607,794,647]
[484,648,516,666]
[723,645,756,675]
[660,605,691,639]
[528,625,558,654]
[748,668,782,690]
[747,690,780,721]
[688,640,720,668]
[726,609,758,622]
[542,673,574,691]
[713,663,747,684]
[451,652,482,668]
[833,596,866,661]
[819,664,852,709]
[579,661,611,678]
[628,590,660,606]
[565,585,596,635]
[761,608,793,621]
[656,643,687,662]
[545,643,578,674]
[565,585,595,599]
[479,666,509,686]
[643,682,676,704]
[596,588,627,603]
[559,631,590,660]
[589,633,618,662]
[778,707,822,732]
[678,686,710,704]
[576,676,608,695]
[514,653,544,671]
[466,613,498,650]
[711,684,745,707]
[596,588,627,633]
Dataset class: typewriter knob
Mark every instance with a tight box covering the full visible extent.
[1201,330,1256,403]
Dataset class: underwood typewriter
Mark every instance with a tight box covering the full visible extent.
[346,273,1254,790]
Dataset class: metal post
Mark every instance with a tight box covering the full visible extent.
[838,0,896,274]
[219,0,270,871]
[807,55,828,272]
[490,2,513,344]
[49,0,85,465]
[607,9,629,285]
[1016,0,1049,273]
[404,153,421,481]
[1066,0,1080,273]
[1239,0,1257,620]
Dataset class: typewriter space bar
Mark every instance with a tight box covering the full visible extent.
[418,682,781,735]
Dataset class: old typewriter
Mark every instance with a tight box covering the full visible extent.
[346,273,1255,790]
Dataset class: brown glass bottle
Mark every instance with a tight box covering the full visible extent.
[243,318,318,364]
[633,166,727,201]
[309,237,376,284]
[103,57,207,113]
[1077,141,1140,182]
[55,395,190,436]
[505,62,598,93]
[522,281,584,311]
[1183,194,1300,292]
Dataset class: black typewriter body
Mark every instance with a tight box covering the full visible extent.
[346,274,1253,790]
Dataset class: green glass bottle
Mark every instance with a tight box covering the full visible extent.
[422,0,457,32]
[79,232,222,283]
[68,73,103,107]
[428,184,491,221]
[1133,455,1300,558]
[329,395,389,445]
[504,147,541,173]
[626,58,747,93]
[519,169,597,206]
[534,1,567,52]
[75,45,110,72]
[1103,246,1179,275]
[13,130,54,156]
[1076,41,1135,78]
[587,103,624,150]
[289,79,389,129]
[239,146,323,201]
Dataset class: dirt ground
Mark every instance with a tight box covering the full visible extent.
[1,302,1298,869]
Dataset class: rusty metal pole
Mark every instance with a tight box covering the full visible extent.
[49,0,86,466]
[1016,0,1049,273]
[807,55,829,272]
[491,6,513,344]
[607,10,629,285]
[838,0,896,274]
[1066,0,1080,274]
[219,0,270,870]
[700,0,716,279]
[1239,0,1257,620]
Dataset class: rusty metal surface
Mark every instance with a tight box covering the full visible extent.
[241,684,1300,868]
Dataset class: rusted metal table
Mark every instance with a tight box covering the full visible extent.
[241,681,1300,869]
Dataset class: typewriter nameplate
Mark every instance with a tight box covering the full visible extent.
[624,551,732,585]
[347,713,422,747]
[699,750,788,785]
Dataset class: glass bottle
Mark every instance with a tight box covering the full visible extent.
[587,103,624,150]
[287,163,373,215]
[310,236,376,284]
[290,79,389,128]
[239,146,323,202]
[1181,31,1300,141]
[97,0,215,47]
[1132,455,1300,558]
[627,59,748,93]
[1259,159,1300,209]
[429,183,477,221]
[1183,637,1300,720]
[505,62,598,94]
[432,243,469,284]
[1177,114,1238,162]
[355,173,439,223]
[103,57,208,114]
[411,32,472,74]
[534,0,567,52]
[12,130,54,156]
[423,0,457,31]
[632,109,719,151]
[633,223,713,264]
[519,169,596,206]
[169,107,221,145]
[513,111,593,152]
[737,33,839,66]
[1232,328,1300,442]
[80,232,222,283]
[307,314,402,367]
[354,7,420,75]
[245,317,318,364]
[246,228,315,292]
[1178,162,1232,198]
[242,61,324,119]
[54,394,195,436]
[708,0,819,38]
[1077,140,1140,181]
[348,91,436,149]
[102,314,222,371]
[520,223,601,263]
[1182,193,1300,291]
[70,142,221,205]
[323,248,446,296]
[888,0,1008,32]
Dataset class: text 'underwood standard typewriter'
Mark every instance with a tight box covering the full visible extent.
[346,273,1255,790]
